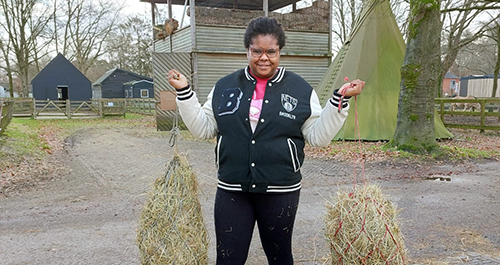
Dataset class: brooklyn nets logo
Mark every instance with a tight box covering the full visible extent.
[281,94,298,112]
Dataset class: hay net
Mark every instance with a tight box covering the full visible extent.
[325,184,408,264]
[136,108,209,265]
[324,86,408,264]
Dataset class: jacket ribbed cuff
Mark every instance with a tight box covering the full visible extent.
[176,85,193,101]
[329,89,350,110]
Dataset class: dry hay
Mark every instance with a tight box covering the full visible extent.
[325,184,408,264]
[137,153,208,265]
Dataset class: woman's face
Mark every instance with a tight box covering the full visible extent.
[247,34,280,79]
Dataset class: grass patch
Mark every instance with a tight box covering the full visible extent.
[440,145,497,160]
[0,115,156,161]
[1,119,47,157]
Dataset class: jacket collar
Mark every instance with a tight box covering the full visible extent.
[244,66,286,84]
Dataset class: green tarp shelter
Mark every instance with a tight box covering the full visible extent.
[316,0,453,141]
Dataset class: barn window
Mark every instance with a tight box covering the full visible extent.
[140,89,149,98]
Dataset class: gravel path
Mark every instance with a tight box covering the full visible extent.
[1,127,499,264]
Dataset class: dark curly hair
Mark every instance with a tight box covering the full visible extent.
[244,17,286,49]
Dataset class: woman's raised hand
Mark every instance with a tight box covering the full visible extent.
[167,69,189,90]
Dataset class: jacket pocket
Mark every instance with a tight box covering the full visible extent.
[287,138,301,172]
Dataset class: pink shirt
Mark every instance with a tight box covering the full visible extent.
[249,75,269,132]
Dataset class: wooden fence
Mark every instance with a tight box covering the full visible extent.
[435,98,500,131]
[125,98,156,115]
[8,98,156,119]
[0,100,14,136]
[3,97,498,132]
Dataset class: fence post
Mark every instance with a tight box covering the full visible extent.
[480,100,486,133]
[99,99,103,117]
[123,99,127,117]
[440,100,444,122]
[66,99,71,119]
[32,98,36,118]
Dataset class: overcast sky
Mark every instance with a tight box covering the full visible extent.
[123,0,186,19]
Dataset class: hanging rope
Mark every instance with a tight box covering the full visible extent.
[339,77,367,189]
[169,106,182,153]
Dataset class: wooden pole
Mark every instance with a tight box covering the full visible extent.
[66,99,71,119]
[190,0,198,92]
[32,98,36,118]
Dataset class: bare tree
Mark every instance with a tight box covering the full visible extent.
[54,0,123,75]
[106,15,152,77]
[391,0,410,34]
[454,31,497,76]
[328,0,409,53]
[330,0,360,52]
[0,38,15,97]
[0,0,53,97]
[438,0,500,97]
[482,16,500,97]
[391,0,441,153]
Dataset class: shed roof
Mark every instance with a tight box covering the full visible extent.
[92,68,153,86]
[31,53,90,84]
[124,80,154,85]
[444,72,459,79]
[460,74,499,80]
[140,0,299,11]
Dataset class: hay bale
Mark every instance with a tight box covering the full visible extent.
[137,154,209,265]
[325,184,408,264]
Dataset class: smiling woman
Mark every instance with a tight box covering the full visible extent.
[166,16,365,264]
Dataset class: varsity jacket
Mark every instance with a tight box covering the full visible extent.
[176,67,350,193]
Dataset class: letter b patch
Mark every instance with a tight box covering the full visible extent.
[218,87,243,116]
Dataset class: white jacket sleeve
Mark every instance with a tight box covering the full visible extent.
[176,87,218,140]
[301,90,350,147]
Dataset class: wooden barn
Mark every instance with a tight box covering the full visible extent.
[124,80,155,98]
[459,75,500,98]
[141,0,333,130]
[92,68,153,99]
[31,53,91,101]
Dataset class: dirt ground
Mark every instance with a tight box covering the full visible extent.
[1,126,499,264]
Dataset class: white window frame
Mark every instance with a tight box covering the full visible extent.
[140,89,149,98]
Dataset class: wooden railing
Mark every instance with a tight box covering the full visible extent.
[10,98,34,117]
[10,99,121,118]
[8,98,156,119]
[4,97,499,131]
[435,98,500,131]
[0,99,14,136]
[97,99,127,117]
[125,98,156,115]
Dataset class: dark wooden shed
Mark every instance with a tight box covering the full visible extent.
[124,80,155,98]
[92,68,153,99]
[31,53,92,101]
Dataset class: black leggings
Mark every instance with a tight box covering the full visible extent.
[214,188,300,265]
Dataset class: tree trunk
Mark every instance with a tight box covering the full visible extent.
[392,0,441,154]
[492,29,500,98]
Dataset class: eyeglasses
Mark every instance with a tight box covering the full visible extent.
[249,46,280,58]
